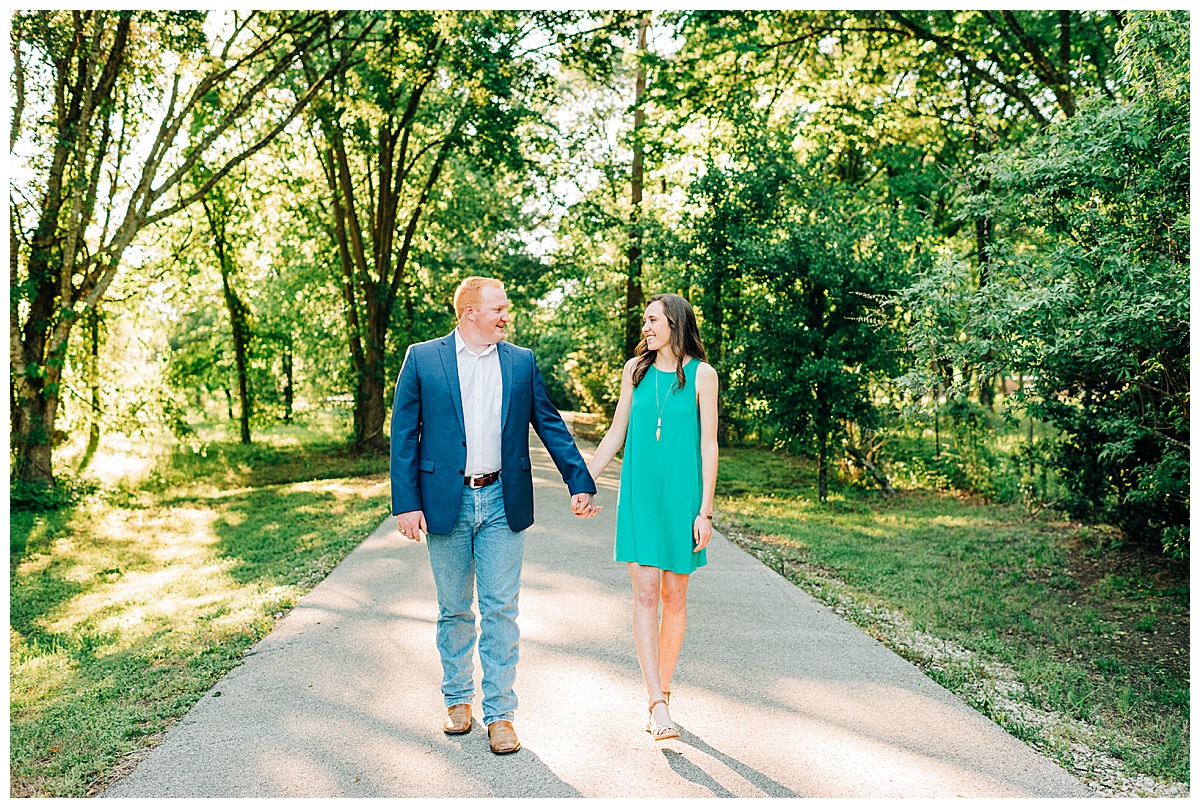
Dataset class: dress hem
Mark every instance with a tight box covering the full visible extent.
[613,554,707,575]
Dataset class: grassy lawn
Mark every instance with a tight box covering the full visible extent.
[9,437,389,797]
[713,447,1189,796]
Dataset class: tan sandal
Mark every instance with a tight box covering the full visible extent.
[645,698,679,741]
[663,690,671,706]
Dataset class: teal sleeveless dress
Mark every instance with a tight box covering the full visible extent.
[615,357,707,574]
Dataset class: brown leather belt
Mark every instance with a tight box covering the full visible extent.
[465,470,500,488]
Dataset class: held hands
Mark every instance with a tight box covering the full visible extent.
[693,513,713,551]
[572,492,601,518]
[396,510,427,542]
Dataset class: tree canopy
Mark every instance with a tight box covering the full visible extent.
[10,10,1188,555]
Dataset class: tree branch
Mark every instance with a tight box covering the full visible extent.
[11,26,26,150]
[999,10,1074,117]
[887,11,1052,127]
[144,14,375,229]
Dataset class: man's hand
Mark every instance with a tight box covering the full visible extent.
[571,492,601,518]
[396,510,428,542]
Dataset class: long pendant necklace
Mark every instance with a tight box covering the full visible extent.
[654,367,670,441]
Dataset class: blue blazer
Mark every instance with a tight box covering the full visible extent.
[390,332,596,534]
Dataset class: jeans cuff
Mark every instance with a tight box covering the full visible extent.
[484,714,514,726]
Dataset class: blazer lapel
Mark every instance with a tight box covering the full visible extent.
[438,333,466,435]
[499,341,513,431]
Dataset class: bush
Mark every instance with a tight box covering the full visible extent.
[10,477,99,512]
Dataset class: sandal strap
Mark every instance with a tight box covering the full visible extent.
[648,698,667,711]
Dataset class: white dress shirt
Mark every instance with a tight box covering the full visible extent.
[454,328,503,477]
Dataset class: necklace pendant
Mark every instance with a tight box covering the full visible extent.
[656,417,662,442]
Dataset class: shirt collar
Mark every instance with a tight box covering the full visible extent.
[454,327,497,358]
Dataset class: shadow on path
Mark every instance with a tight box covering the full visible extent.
[671,724,799,797]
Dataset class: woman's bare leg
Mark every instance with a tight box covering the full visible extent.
[658,570,690,699]
[628,562,672,727]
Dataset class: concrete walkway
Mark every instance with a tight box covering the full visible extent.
[103,435,1091,798]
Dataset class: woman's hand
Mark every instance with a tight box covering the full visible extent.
[693,513,712,551]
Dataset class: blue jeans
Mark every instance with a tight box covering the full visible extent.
[425,481,524,726]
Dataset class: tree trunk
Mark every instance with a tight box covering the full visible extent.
[78,306,103,472]
[230,308,252,444]
[976,198,996,409]
[14,393,58,485]
[282,341,294,424]
[624,15,649,359]
[815,378,830,501]
[311,40,456,455]
[208,197,254,445]
[817,425,829,502]
[354,315,390,451]
[933,396,940,460]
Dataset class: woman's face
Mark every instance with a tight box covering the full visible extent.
[642,300,672,353]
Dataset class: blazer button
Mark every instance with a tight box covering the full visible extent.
[462,441,466,447]
[458,470,463,475]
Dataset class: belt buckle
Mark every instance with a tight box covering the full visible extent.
[468,476,482,489]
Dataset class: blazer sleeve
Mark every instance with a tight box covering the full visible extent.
[390,345,423,515]
[529,356,597,496]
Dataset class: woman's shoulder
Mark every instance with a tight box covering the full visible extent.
[691,359,718,383]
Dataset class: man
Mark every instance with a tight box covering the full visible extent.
[390,276,598,755]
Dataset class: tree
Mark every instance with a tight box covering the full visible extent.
[10,10,360,484]
[898,11,1189,554]
[739,164,913,500]
[303,11,623,451]
[650,10,1126,415]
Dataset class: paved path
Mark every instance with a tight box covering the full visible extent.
[103,435,1091,798]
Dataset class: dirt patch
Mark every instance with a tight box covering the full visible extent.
[1058,529,1190,678]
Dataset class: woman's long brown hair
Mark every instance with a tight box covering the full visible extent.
[631,293,708,392]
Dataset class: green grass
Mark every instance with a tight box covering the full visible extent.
[10,430,389,797]
[714,446,1189,791]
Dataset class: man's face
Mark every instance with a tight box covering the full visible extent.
[465,284,511,344]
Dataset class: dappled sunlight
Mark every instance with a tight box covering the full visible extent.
[290,478,389,499]
[82,429,1097,797]
[931,513,1002,528]
[38,503,296,651]
[769,676,1012,760]
[10,645,78,707]
[13,478,387,675]
[62,432,166,488]
[518,566,628,645]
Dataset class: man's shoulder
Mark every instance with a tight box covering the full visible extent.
[407,333,453,357]
[499,340,535,362]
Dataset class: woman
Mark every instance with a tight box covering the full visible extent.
[587,293,719,741]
